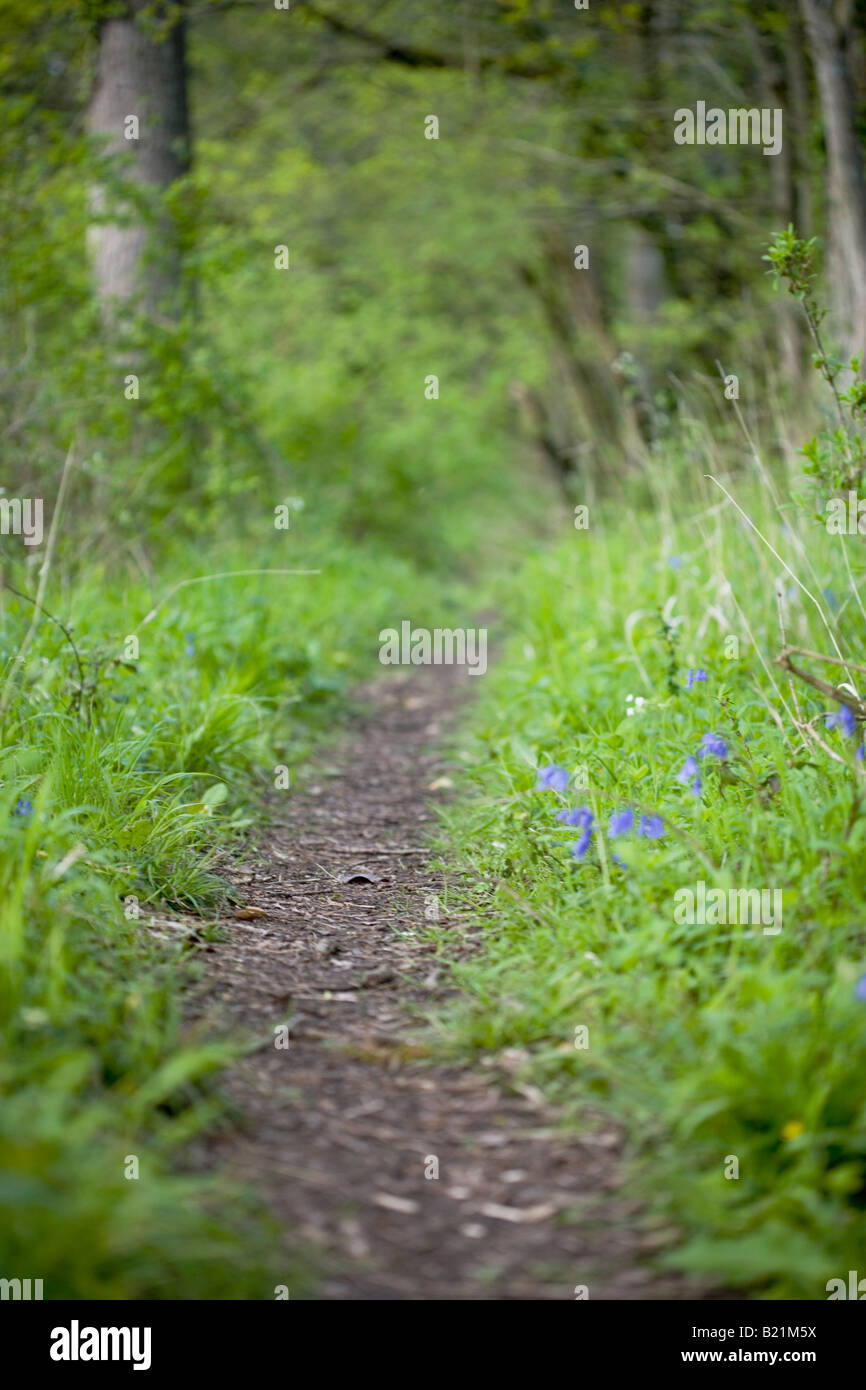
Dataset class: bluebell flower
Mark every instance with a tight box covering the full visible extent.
[608,808,634,836]
[557,805,592,827]
[14,798,32,817]
[698,732,728,760]
[571,824,593,859]
[537,763,569,793]
[858,744,865,762]
[826,704,857,738]
[638,813,664,839]
[676,754,701,796]
[668,555,683,570]
[855,973,866,1003]
[685,669,707,688]
[185,633,195,657]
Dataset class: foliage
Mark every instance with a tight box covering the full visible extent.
[766,228,866,493]
[431,428,866,1296]
[2,0,865,1300]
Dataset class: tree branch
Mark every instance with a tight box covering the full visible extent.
[297,1,564,79]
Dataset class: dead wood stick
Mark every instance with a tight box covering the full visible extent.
[778,645,866,677]
[295,844,430,855]
[775,650,866,717]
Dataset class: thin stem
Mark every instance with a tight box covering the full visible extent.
[0,443,75,730]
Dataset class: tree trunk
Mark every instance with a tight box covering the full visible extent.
[799,0,866,363]
[752,17,805,386]
[517,226,650,478]
[623,2,672,323]
[625,224,667,323]
[786,11,814,239]
[87,1,191,319]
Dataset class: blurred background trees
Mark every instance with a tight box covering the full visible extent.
[86,0,191,318]
[3,0,866,547]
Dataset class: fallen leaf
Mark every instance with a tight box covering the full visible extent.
[360,965,395,988]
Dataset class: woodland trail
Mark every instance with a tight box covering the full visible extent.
[196,664,691,1300]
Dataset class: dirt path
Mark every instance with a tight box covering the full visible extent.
[197,665,686,1300]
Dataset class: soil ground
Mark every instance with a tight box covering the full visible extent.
[196,664,695,1300]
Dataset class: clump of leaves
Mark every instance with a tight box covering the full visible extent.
[765,226,866,492]
[657,605,680,695]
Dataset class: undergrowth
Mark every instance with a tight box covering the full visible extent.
[433,378,866,1297]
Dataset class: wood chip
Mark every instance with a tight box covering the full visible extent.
[373,1193,420,1215]
[478,1201,557,1224]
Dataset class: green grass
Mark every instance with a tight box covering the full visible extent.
[432,448,866,1299]
[0,522,460,1297]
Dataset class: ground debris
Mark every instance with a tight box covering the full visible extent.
[195,667,697,1300]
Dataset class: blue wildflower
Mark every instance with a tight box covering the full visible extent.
[858,744,865,762]
[676,754,701,796]
[698,732,728,760]
[823,588,839,611]
[14,798,32,817]
[185,633,195,657]
[572,824,593,859]
[826,704,857,738]
[685,669,707,688]
[557,805,592,827]
[676,755,698,783]
[855,973,866,1003]
[608,808,634,836]
[537,763,569,793]
[638,813,664,839]
[668,555,683,570]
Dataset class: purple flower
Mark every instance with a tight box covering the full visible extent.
[13,798,32,817]
[858,744,865,762]
[608,808,634,836]
[668,555,683,570]
[698,732,728,760]
[537,763,569,793]
[855,973,866,1003]
[185,633,195,657]
[685,669,707,688]
[676,755,701,796]
[571,825,593,859]
[557,805,592,827]
[638,814,664,839]
[826,704,857,738]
